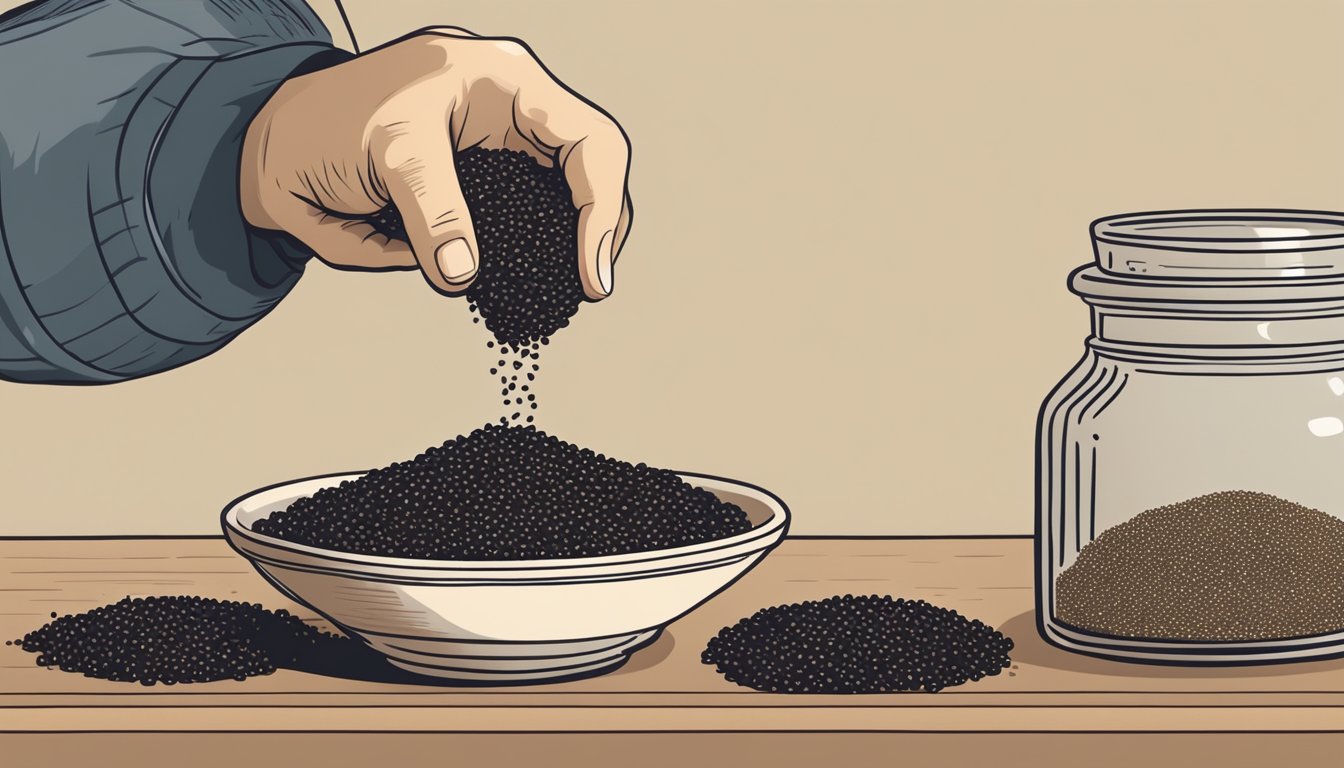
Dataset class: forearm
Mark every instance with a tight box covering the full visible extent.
[0,0,347,384]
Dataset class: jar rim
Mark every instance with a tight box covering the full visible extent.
[1092,209,1344,280]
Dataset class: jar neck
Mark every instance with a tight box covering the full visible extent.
[1071,265,1344,359]
[1091,307,1344,351]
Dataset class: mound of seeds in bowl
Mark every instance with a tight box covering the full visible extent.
[250,423,754,560]
[1055,490,1344,641]
[369,146,585,351]
[702,595,1014,693]
[9,596,353,686]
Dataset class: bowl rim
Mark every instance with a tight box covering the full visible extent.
[221,469,789,574]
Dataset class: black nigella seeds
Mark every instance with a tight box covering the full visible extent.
[368,146,585,350]
[10,596,352,686]
[702,595,1014,693]
[251,423,754,560]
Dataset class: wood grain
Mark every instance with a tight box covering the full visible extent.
[2,537,1342,734]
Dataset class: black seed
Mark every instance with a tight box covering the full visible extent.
[364,149,585,349]
[251,424,754,560]
[15,596,355,686]
[702,595,1014,694]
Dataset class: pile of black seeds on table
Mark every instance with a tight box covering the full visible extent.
[8,596,353,686]
[251,423,754,560]
[1056,490,1344,641]
[701,595,1014,693]
[368,147,584,425]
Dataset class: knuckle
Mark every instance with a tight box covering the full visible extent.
[483,35,534,60]
[368,124,412,164]
[489,37,530,59]
[587,117,630,151]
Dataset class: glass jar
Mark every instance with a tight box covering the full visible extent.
[1037,210,1344,664]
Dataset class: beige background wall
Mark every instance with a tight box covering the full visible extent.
[3,0,1344,535]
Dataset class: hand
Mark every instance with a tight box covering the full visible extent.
[240,28,633,299]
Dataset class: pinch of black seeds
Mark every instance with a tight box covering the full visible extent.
[15,596,354,686]
[702,595,1013,694]
[365,150,589,353]
[251,424,755,560]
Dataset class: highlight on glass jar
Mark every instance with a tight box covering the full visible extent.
[1036,209,1344,665]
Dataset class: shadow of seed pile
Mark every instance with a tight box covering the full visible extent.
[251,423,754,560]
[367,147,585,349]
[9,596,357,686]
[1056,490,1344,641]
[702,594,1014,693]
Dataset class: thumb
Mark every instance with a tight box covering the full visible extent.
[374,127,479,294]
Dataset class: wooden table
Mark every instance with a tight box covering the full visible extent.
[3,537,1342,766]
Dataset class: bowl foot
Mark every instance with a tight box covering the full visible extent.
[367,629,661,684]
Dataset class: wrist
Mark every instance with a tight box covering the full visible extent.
[240,84,285,231]
[239,49,355,231]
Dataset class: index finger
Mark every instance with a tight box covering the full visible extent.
[505,53,632,298]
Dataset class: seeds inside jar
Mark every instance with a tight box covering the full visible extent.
[1055,490,1344,641]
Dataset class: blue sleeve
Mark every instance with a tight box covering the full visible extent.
[0,0,352,383]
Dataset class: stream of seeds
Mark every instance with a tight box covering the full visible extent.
[1056,490,1344,641]
[368,147,584,427]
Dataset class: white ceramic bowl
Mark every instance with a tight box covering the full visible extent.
[222,471,788,684]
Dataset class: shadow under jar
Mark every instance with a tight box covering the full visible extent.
[1037,209,1344,665]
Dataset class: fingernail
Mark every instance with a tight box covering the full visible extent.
[436,238,476,284]
[597,229,615,295]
